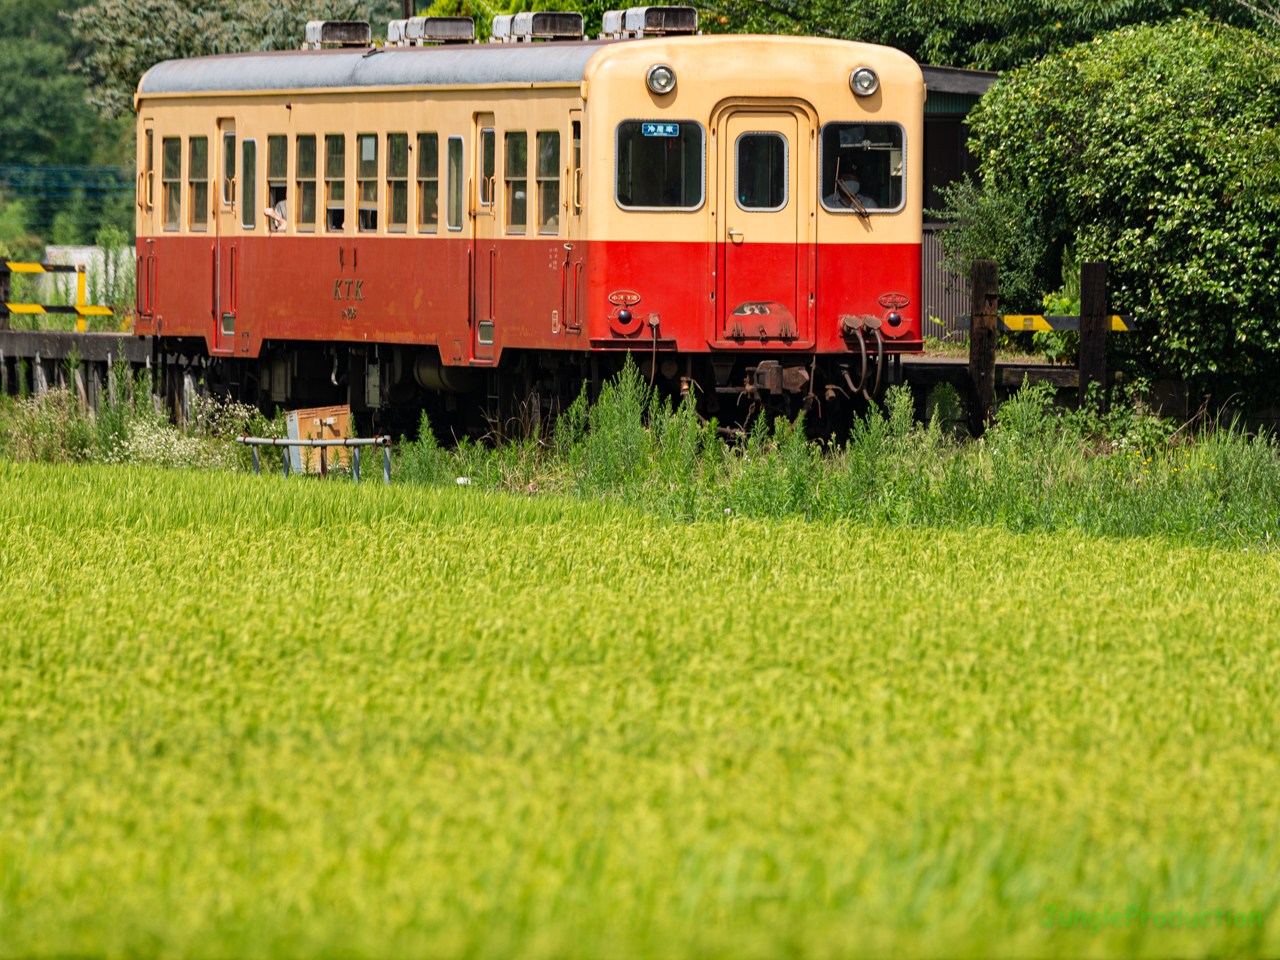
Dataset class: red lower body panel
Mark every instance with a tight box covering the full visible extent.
[136,236,922,360]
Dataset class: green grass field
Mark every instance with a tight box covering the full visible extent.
[1,463,1278,958]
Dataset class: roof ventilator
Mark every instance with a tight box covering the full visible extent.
[388,16,475,45]
[302,20,372,49]
[491,11,585,42]
[600,6,698,38]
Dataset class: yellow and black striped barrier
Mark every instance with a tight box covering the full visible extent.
[0,261,115,332]
[955,314,1136,332]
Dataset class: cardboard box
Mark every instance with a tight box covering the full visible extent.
[286,404,352,473]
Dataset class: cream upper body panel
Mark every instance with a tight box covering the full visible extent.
[134,35,922,246]
[581,35,924,245]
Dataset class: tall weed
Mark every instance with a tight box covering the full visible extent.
[4,358,1280,548]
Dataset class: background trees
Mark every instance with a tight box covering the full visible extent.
[946,17,1280,401]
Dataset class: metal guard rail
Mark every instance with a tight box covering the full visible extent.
[236,435,391,484]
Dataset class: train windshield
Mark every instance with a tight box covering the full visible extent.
[615,121,703,209]
[819,122,904,213]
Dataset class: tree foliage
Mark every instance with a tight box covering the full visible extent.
[962,16,1280,401]
[68,0,397,118]
[0,0,134,243]
[701,0,1267,70]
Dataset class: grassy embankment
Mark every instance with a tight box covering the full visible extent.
[1,463,1277,958]
[3,359,1279,550]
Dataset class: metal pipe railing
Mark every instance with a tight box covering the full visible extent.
[236,435,391,484]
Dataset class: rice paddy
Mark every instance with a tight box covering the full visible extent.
[1,462,1278,958]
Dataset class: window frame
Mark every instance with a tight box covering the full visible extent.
[143,128,154,211]
[189,136,209,231]
[222,131,236,206]
[446,136,464,231]
[241,138,257,229]
[296,134,317,232]
[571,120,582,215]
[356,132,378,232]
[417,132,439,234]
[734,131,789,213]
[266,134,288,227]
[535,129,561,236]
[386,132,409,233]
[504,130,529,235]
[478,128,495,208]
[816,120,907,216]
[613,119,707,213]
[325,133,347,233]
[161,136,182,231]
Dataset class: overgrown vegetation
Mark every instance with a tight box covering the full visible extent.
[936,17,1280,405]
[396,361,1277,548]
[5,359,1278,548]
[0,353,279,469]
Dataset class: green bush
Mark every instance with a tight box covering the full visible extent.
[967,17,1280,404]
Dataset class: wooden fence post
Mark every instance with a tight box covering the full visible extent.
[968,259,998,436]
[0,265,9,331]
[1078,261,1108,405]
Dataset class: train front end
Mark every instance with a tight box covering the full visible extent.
[582,32,924,403]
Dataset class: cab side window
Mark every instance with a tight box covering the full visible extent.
[819,122,904,213]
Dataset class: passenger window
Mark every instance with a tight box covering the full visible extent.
[417,133,439,233]
[267,135,287,230]
[357,133,377,231]
[736,132,786,210]
[241,139,256,228]
[571,120,582,214]
[325,134,345,231]
[615,121,703,209]
[189,137,208,230]
[820,122,904,213]
[162,137,181,229]
[479,129,495,206]
[296,135,316,231]
[387,133,408,232]
[505,131,527,233]
[536,131,559,234]
[446,136,463,231]
[222,132,235,204]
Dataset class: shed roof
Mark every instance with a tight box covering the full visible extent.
[138,40,611,96]
[919,64,998,97]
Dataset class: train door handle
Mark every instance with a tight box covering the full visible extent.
[728,230,744,243]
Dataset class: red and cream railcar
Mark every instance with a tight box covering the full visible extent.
[134,14,924,430]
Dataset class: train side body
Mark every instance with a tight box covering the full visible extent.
[133,34,923,426]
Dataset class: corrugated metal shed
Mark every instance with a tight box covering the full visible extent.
[918,65,997,341]
[138,41,611,95]
[923,90,982,114]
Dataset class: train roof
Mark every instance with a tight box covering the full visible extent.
[138,40,614,95]
[136,34,922,98]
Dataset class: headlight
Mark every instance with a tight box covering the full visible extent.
[646,63,676,95]
[850,66,879,96]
